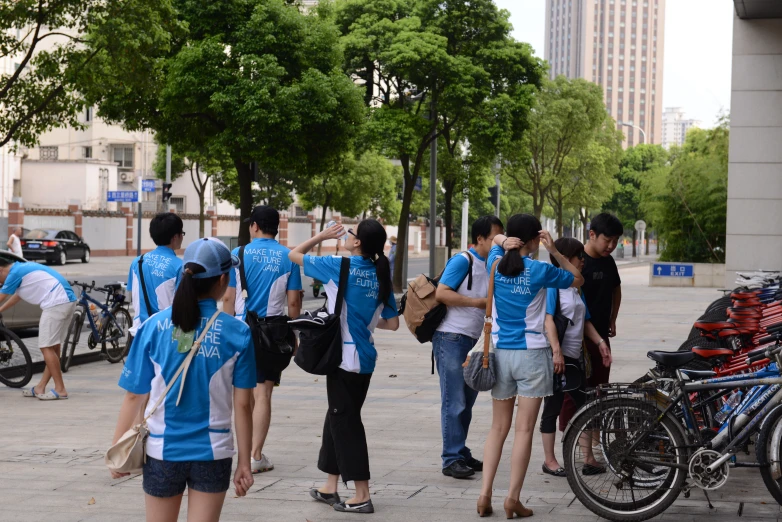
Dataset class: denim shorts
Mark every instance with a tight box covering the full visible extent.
[143,457,233,498]
[491,348,554,400]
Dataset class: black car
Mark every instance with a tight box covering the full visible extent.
[21,229,90,265]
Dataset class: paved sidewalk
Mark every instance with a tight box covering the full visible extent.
[1,265,779,521]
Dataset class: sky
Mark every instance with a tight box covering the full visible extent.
[494,0,734,127]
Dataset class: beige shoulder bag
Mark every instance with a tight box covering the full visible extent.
[105,310,221,474]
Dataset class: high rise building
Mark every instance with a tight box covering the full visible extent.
[661,107,700,149]
[544,0,666,147]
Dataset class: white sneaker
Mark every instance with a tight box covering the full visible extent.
[251,454,274,474]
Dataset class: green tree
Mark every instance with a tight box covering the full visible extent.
[0,0,179,148]
[641,121,729,263]
[604,144,669,256]
[502,76,608,220]
[90,0,366,245]
[335,0,543,290]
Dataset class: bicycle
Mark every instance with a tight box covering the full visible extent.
[60,281,132,372]
[562,343,782,522]
[0,314,32,388]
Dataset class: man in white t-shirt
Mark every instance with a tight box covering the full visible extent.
[7,227,22,258]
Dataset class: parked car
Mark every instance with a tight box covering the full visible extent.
[0,251,42,329]
[21,229,90,265]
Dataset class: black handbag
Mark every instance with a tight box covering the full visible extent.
[289,257,350,376]
[238,248,295,373]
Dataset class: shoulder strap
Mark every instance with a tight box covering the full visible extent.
[481,259,500,369]
[238,246,250,300]
[137,255,153,316]
[143,310,221,421]
[333,257,350,317]
[465,251,473,291]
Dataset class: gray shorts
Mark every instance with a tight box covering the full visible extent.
[38,301,77,348]
[491,348,554,400]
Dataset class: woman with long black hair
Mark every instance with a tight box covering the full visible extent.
[477,214,584,518]
[289,219,399,514]
[111,238,256,522]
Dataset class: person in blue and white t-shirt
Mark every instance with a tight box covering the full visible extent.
[432,215,503,480]
[111,237,256,521]
[223,205,302,475]
[0,260,77,400]
[289,219,399,515]
[126,213,185,336]
[475,214,584,519]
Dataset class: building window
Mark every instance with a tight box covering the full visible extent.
[294,206,308,217]
[113,146,134,168]
[82,146,92,159]
[84,106,93,123]
[170,196,185,213]
[40,146,58,160]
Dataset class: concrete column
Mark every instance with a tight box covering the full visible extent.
[278,215,289,247]
[308,214,317,239]
[207,206,217,237]
[68,200,82,238]
[421,223,428,251]
[8,197,23,239]
[124,203,135,255]
[725,14,782,284]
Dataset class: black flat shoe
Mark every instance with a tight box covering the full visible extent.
[466,457,483,472]
[583,464,607,476]
[542,464,566,477]
[310,488,341,506]
[333,499,374,513]
[442,460,475,479]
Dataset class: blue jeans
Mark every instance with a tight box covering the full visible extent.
[432,331,479,468]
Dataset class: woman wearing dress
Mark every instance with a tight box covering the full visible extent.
[477,214,584,518]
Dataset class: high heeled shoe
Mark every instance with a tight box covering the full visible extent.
[503,497,533,518]
[477,495,493,517]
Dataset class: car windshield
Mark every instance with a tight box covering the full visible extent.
[24,229,56,240]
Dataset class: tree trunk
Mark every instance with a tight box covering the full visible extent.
[393,155,417,293]
[316,192,331,257]
[555,186,564,238]
[632,229,637,258]
[199,190,205,238]
[444,180,454,258]
[234,159,254,246]
[645,231,650,255]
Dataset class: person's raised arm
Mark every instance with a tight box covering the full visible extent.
[539,230,584,288]
[288,224,345,266]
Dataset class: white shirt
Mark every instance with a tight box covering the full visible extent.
[437,250,488,340]
[546,287,590,359]
[8,234,22,257]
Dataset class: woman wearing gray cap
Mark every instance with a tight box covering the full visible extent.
[110,238,257,522]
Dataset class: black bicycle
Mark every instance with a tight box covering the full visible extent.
[0,314,32,388]
[61,281,132,372]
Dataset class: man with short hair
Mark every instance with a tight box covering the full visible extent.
[224,205,302,474]
[0,259,77,399]
[7,227,22,258]
[433,215,504,479]
[126,213,185,336]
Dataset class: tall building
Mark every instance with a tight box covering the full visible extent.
[544,0,666,147]
[661,107,700,149]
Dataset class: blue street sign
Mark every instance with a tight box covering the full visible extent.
[107,191,139,203]
[142,180,156,192]
[653,263,694,277]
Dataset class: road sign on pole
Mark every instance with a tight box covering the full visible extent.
[653,263,693,277]
[107,191,139,202]
[635,220,646,232]
[142,179,156,192]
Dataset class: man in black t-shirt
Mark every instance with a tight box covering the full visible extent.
[559,213,623,432]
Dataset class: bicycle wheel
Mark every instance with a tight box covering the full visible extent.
[102,307,132,364]
[563,396,688,522]
[0,327,32,388]
[61,307,85,373]
[756,405,782,505]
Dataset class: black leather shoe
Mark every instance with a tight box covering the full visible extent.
[442,460,475,479]
[466,457,483,472]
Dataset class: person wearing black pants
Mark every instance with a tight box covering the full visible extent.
[540,238,611,477]
[289,219,399,514]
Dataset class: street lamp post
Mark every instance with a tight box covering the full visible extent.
[619,121,646,144]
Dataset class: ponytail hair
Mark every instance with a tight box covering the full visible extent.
[171,263,222,332]
[497,214,542,278]
[355,219,392,305]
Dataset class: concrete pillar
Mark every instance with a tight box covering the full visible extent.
[207,206,217,237]
[8,197,23,239]
[421,223,428,251]
[278,215,288,247]
[124,203,134,255]
[68,200,82,238]
[308,214,317,239]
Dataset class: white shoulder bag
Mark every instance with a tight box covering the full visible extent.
[105,310,221,474]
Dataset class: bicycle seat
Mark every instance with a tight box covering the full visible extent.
[647,350,695,368]
[732,291,759,300]
[681,369,717,379]
[692,347,734,358]
[105,283,122,291]
[694,321,735,332]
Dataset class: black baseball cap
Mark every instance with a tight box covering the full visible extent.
[244,205,280,229]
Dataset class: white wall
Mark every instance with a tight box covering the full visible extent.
[25,214,75,231]
[169,173,240,217]
[217,219,240,237]
[288,221,313,248]
[726,14,782,285]
[82,216,125,250]
[21,160,118,210]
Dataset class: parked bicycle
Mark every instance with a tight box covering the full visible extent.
[60,281,132,372]
[0,314,32,388]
